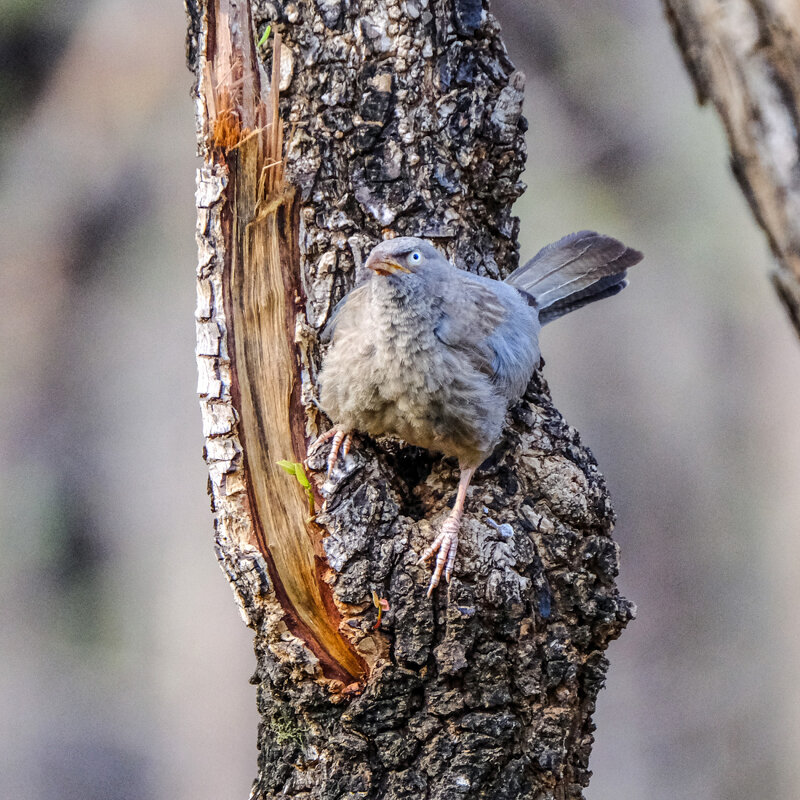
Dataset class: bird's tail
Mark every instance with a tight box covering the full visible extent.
[506,231,643,325]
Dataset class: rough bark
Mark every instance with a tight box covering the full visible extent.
[187,1,633,798]
[663,0,800,337]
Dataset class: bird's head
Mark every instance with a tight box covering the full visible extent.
[364,237,445,277]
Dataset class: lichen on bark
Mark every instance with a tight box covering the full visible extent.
[187,0,634,797]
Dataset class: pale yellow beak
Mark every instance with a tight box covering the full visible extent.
[365,254,411,276]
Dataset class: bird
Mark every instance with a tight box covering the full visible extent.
[313,233,642,596]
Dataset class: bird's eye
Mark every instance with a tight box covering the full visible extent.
[410,251,421,262]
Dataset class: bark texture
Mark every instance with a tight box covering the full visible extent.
[187,1,633,798]
[664,0,800,336]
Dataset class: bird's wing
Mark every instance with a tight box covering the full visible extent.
[433,269,541,402]
[433,274,511,379]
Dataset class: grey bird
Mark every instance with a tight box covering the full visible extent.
[314,233,642,595]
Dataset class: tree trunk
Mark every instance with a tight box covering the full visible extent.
[663,0,800,337]
[186,1,633,797]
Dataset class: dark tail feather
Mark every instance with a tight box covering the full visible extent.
[506,231,642,324]
[537,273,628,324]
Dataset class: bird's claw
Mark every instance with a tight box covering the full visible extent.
[419,515,461,596]
[326,430,352,476]
[307,427,352,477]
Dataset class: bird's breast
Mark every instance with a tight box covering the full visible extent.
[320,293,504,464]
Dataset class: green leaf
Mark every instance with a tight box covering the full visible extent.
[257,24,272,47]
[276,460,315,516]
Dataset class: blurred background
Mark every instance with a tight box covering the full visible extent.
[1,1,798,798]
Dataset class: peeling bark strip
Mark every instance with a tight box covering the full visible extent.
[664,0,800,337]
[187,1,633,797]
[191,0,364,684]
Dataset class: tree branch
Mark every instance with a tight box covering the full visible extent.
[664,0,800,337]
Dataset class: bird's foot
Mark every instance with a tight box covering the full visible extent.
[326,429,352,476]
[308,427,352,477]
[419,515,461,596]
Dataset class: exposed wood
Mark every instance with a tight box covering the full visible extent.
[229,179,364,682]
[664,0,800,337]
[192,0,364,684]
[187,0,634,797]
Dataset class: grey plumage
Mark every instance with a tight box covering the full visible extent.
[315,233,642,593]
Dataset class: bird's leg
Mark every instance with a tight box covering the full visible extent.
[419,466,476,596]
